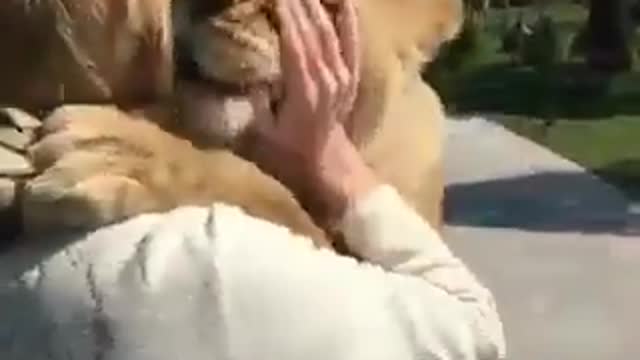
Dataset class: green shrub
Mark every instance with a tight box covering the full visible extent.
[438,17,483,69]
[520,15,562,68]
[557,29,576,62]
[568,24,588,59]
[632,31,640,70]
[429,15,500,71]
[500,15,527,55]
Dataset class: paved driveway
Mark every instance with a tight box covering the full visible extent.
[443,117,640,360]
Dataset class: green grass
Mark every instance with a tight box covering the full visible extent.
[426,2,640,200]
[438,61,640,201]
[497,115,640,201]
[445,62,640,119]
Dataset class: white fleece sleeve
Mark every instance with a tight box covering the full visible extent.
[0,184,505,360]
[208,184,506,360]
[339,185,506,360]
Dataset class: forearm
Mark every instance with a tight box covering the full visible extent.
[340,184,506,359]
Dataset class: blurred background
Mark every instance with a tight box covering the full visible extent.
[423,0,640,203]
[422,3,640,358]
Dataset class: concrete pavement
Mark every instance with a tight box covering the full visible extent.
[443,117,640,360]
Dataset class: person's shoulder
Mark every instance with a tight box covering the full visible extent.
[4,202,316,289]
[80,202,299,268]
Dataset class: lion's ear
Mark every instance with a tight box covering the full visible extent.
[420,0,464,61]
[439,0,465,43]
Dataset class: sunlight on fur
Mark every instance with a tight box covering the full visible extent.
[1,0,463,245]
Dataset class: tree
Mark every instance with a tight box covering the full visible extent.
[586,0,634,72]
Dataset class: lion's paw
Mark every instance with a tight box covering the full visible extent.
[22,105,163,233]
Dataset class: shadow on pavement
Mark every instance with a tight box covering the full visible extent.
[444,170,639,236]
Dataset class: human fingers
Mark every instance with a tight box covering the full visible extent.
[335,0,360,123]
[298,0,359,126]
[303,0,350,93]
[288,0,339,121]
[276,0,314,103]
[335,0,360,81]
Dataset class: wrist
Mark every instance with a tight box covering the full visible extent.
[339,161,380,214]
[316,146,381,224]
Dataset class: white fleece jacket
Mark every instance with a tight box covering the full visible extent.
[0,185,505,360]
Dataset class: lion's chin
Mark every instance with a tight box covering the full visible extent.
[175,76,278,149]
[177,81,254,146]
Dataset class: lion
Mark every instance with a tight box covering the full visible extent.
[0,0,462,247]
[0,0,331,246]
[22,104,333,245]
[171,0,462,232]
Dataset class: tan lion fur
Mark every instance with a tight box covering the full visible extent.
[1,0,463,246]
[24,104,332,246]
[0,0,173,111]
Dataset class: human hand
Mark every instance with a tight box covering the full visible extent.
[248,0,379,221]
